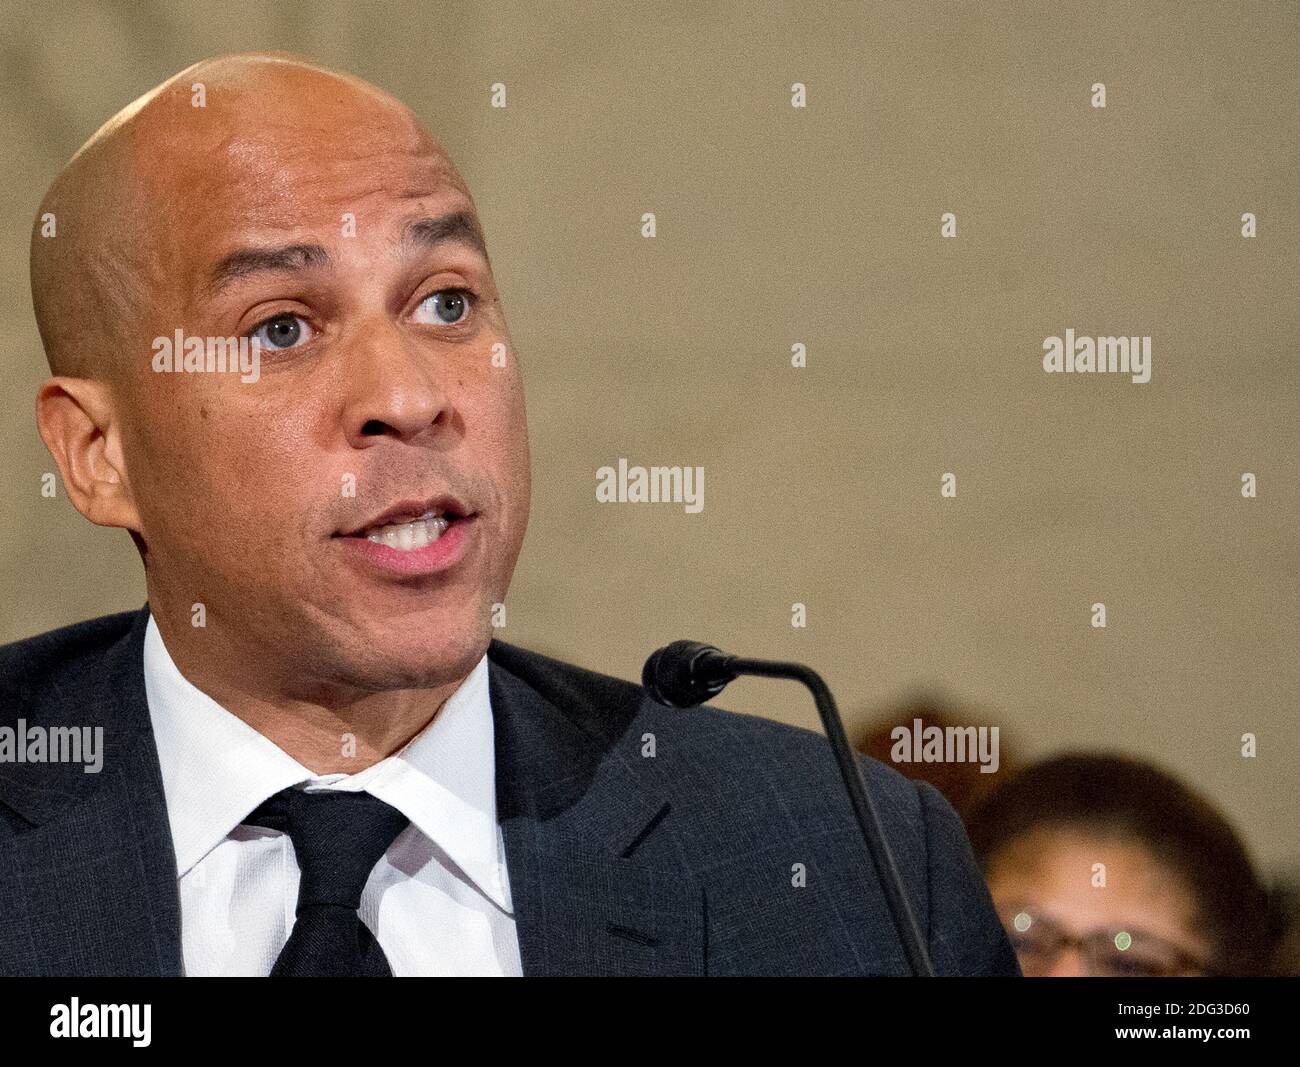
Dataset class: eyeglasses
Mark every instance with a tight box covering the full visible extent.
[999,908,1209,977]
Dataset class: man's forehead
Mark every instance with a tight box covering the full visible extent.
[124,67,470,236]
[151,125,465,215]
[149,130,479,278]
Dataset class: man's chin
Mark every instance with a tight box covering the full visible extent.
[335,621,492,693]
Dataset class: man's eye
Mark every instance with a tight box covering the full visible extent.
[414,288,474,326]
[249,313,313,350]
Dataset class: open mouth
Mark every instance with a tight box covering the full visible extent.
[334,497,475,553]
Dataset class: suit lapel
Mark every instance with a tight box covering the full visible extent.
[488,650,705,976]
[0,606,182,976]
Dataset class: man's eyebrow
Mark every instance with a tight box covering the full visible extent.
[207,243,332,294]
[204,212,486,296]
[401,211,489,261]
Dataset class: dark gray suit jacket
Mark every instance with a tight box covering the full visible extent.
[0,606,1019,976]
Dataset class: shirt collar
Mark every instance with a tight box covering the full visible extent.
[141,612,509,911]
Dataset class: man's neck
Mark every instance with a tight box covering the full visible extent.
[218,685,459,774]
[148,611,466,774]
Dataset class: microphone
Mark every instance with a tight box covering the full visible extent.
[642,640,738,707]
[642,640,936,977]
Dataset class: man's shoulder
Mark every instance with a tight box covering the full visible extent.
[484,642,1017,976]
[486,639,924,822]
[488,637,831,753]
[0,609,142,722]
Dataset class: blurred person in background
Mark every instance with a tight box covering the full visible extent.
[965,753,1271,977]
[857,695,1019,821]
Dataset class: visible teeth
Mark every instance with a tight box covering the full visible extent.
[364,512,450,549]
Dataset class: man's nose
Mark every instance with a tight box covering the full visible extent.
[339,321,453,445]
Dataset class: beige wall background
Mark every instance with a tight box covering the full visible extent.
[1,2,1295,872]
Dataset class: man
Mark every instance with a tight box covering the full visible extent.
[2,53,1017,976]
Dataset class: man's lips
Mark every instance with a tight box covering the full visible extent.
[332,511,478,577]
[334,494,474,540]
[330,493,479,577]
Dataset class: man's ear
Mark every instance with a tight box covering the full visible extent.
[36,376,142,532]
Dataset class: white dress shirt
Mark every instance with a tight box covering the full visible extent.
[141,613,523,976]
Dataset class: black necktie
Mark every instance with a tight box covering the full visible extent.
[244,787,411,977]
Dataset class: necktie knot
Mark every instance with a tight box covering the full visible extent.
[248,787,410,910]
[243,787,410,975]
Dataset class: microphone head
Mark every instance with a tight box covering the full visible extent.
[642,640,735,708]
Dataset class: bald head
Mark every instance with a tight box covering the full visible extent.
[30,52,462,380]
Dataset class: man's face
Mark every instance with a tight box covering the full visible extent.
[115,85,530,695]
